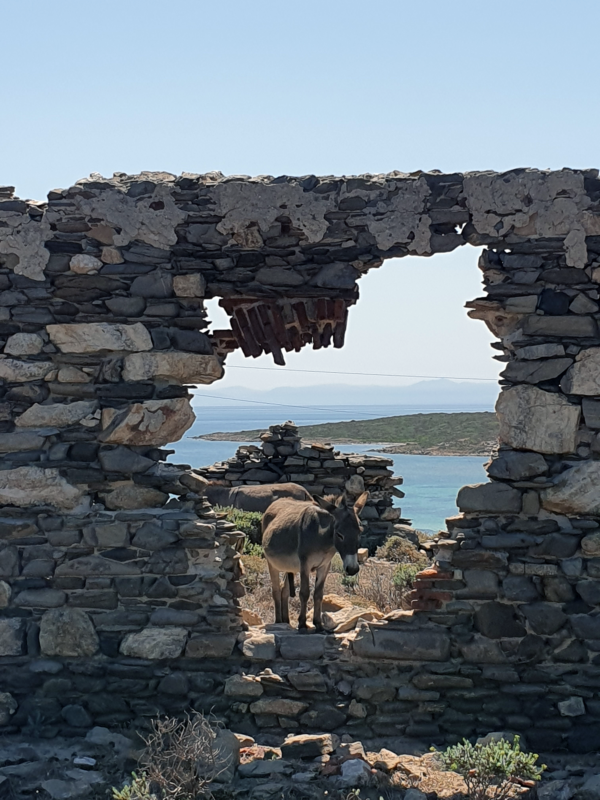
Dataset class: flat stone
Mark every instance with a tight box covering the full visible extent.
[287,670,327,692]
[543,576,575,603]
[256,266,305,286]
[0,467,84,511]
[529,533,579,559]
[569,614,600,639]
[47,322,153,353]
[576,580,600,605]
[486,451,548,480]
[457,482,522,513]
[558,696,586,717]
[502,357,573,384]
[132,522,178,550]
[62,703,93,727]
[173,274,206,297]
[39,608,99,657]
[353,624,450,660]
[0,358,53,382]
[213,728,241,784]
[322,606,383,633]
[0,619,23,655]
[474,602,526,638]
[16,400,97,428]
[515,343,566,360]
[340,758,372,786]
[4,332,44,356]
[459,635,506,663]
[14,588,66,608]
[105,297,146,316]
[100,397,195,447]
[0,431,45,453]
[185,634,237,658]
[98,447,155,474]
[122,352,222,384]
[83,523,129,547]
[100,483,167,510]
[542,462,600,515]
[496,385,580,454]
[561,347,600,395]
[523,315,597,338]
[582,533,600,557]
[502,575,539,602]
[119,626,188,659]
[280,733,338,759]
[279,635,325,659]
[240,633,277,660]
[149,608,198,626]
[249,698,308,717]
[130,270,173,298]
[300,706,346,730]
[224,675,264,698]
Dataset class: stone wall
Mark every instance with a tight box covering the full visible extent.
[197,421,409,551]
[2,168,600,750]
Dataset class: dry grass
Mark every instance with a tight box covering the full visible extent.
[240,552,419,625]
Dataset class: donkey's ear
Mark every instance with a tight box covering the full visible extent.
[314,495,337,513]
[353,491,369,515]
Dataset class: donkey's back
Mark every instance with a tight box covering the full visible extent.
[262,498,333,573]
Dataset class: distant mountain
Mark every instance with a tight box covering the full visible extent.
[192,378,499,408]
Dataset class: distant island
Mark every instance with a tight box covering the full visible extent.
[193,411,498,457]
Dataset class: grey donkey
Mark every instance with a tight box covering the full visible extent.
[261,492,369,631]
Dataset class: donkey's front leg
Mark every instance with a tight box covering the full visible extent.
[312,562,330,631]
[298,563,311,631]
[267,562,283,623]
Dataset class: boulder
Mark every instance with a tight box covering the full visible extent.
[39,608,99,657]
[542,462,600,515]
[496,385,580,454]
[100,398,195,447]
[457,482,521,513]
[0,467,84,511]
[119,627,188,659]
[122,352,222,384]
[47,322,153,353]
[561,347,600,395]
[16,400,97,428]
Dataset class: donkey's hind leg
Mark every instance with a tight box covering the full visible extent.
[298,562,311,631]
[280,572,291,624]
[267,561,283,623]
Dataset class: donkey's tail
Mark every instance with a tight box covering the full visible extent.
[287,573,296,598]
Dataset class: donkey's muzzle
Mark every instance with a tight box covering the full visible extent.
[343,555,359,576]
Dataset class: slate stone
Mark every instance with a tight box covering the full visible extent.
[543,576,575,603]
[576,580,600,605]
[521,602,567,634]
[146,576,178,598]
[69,443,99,462]
[487,451,549,481]
[523,315,597,338]
[99,446,155,474]
[130,270,173,298]
[583,398,600,429]
[61,704,93,728]
[538,289,571,315]
[515,634,546,662]
[501,358,573,384]
[570,614,600,638]
[149,608,199,626]
[15,589,66,608]
[457,482,522,513]
[474,602,526,638]
[132,523,178,551]
[502,575,540,602]
[562,558,583,578]
[0,545,19,578]
[299,706,347,730]
[169,329,213,354]
[105,297,147,316]
[529,533,579,559]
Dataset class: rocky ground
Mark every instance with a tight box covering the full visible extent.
[4,726,600,800]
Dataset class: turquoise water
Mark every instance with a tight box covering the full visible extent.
[168,404,490,533]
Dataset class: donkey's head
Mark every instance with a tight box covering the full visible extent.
[315,491,369,575]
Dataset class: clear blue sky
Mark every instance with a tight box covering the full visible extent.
[2,0,597,393]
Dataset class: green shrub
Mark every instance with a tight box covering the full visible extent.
[376,535,427,566]
[215,506,263,544]
[243,540,264,557]
[392,563,421,592]
[112,772,155,800]
[434,735,545,800]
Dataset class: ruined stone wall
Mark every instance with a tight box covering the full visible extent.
[197,421,408,551]
[2,168,600,750]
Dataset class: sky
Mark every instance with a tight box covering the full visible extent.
[2,0,598,393]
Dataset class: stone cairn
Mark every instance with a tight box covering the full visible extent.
[1,168,600,751]
[197,421,412,551]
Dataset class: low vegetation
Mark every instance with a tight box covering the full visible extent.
[215,506,263,544]
[435,736,545,800]
[197,411,498,456]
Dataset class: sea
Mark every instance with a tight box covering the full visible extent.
[167,403,492,534]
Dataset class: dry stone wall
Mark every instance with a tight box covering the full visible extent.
[197,421,409,551]
[2,168,600,750]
